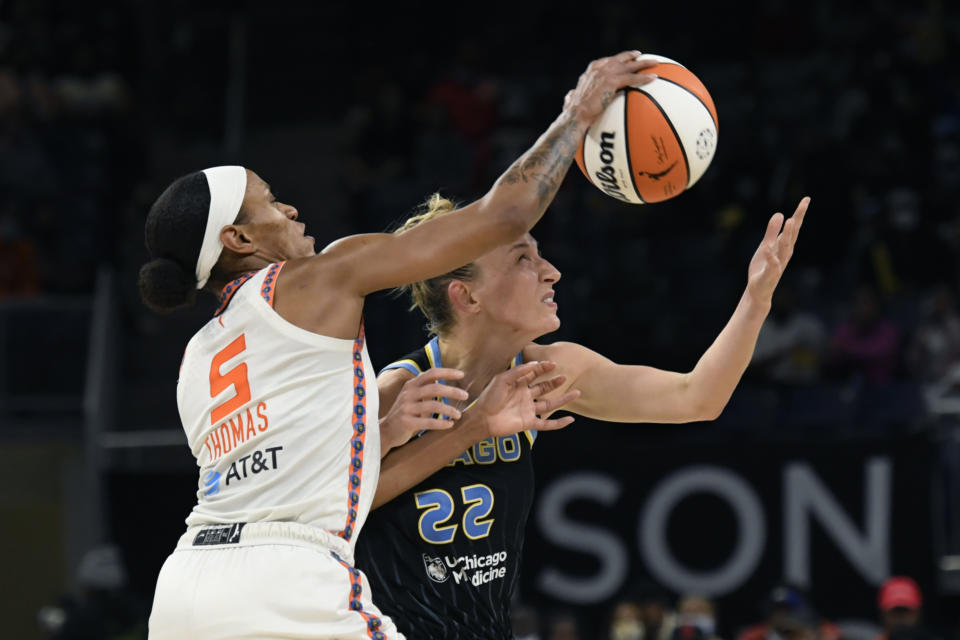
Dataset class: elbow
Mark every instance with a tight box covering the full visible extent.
[679,374,725,422]
[682,372,731,422]
[688,392,728,422]
[702,402,726,422]
[686,402,724,423]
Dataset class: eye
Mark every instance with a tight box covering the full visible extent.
[518,253,531,262]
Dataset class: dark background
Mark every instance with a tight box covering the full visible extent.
[2,0,960,639]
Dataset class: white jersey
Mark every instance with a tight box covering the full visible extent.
[176,262,380,552]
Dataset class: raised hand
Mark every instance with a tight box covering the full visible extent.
[471,361,581,439]
[379,368,469,451]
[564,51,658,123]
[746,197,809,305]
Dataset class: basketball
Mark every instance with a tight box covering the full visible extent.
[575,54,718,204]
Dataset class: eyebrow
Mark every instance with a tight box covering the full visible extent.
[510,240,539,252]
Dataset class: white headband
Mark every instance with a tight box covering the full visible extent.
[196,166,247,289]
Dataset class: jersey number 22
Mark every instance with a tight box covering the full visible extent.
[415,483,494,544]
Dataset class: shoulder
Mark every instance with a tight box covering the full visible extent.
[378,343,432,393]
[273,253,339,291]
[523,341,609,385]
[378,366,417,388]
[276,235,392,296]
[271,255,365,338]
[523,341,602,367]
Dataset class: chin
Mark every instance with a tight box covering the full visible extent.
[540,316,561,335]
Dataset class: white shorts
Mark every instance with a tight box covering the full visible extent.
[148,521,403,640]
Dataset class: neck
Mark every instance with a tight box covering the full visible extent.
[207,255,273,293]
[438,323,531,401]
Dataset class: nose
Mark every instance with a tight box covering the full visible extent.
[281,203,298,220]
[541,258,561,284]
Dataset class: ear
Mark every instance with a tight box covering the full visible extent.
[447,280,479,316]
[220,224,257,256]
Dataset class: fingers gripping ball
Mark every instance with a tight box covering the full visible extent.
[576,54,718,204]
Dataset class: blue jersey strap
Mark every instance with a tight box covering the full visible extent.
[379,338,538,445]
[379,358,422,377]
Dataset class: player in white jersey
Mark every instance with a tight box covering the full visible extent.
[139,52,657,640]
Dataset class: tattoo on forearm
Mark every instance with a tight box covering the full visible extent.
[601,90,613,109]
[498,115,582,208]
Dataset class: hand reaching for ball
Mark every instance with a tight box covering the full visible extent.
[564,51,658,124]
[746,197,810,305]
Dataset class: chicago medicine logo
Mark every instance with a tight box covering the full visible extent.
[421,551,509,587]
[422,554,449,583]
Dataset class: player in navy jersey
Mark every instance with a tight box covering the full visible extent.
[355,195,809,639]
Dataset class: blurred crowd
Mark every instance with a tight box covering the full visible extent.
[512,576,939,640]
[2,0,960,432]
[38,546,938,640]
[4,1,960,637]
[0,0,141,297]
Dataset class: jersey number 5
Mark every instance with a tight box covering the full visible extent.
[414,483,495,544]
[210,334,251,424]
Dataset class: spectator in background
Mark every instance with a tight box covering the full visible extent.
[609,599,644,640]
[906,286,960,415]
[738,584,842,640]
[421,38,500,191]
[906,285,960,383]
[608,584,677,640]
[673,624,709,640]
[675,595,723,640]
[826,286,901,384]
[547,612,582,640]
[638,587,678,640]
[875,576,937,640]
[512,603,542,640]
[751,284,826,385]
[774,607,821,640]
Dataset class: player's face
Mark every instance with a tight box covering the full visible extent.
[239,170,316,259]
[470,234,561,337]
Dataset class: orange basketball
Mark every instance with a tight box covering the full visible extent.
[575,54,718,204]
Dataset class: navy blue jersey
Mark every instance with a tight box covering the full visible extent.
[355,337,537,639]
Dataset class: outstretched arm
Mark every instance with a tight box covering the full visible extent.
[553,197,810,423]
[309,53,658,297]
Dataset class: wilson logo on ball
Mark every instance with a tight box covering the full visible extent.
[576,54,718,204]
[593,131,631,202]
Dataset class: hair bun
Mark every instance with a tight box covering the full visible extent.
[138,257,197,313]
